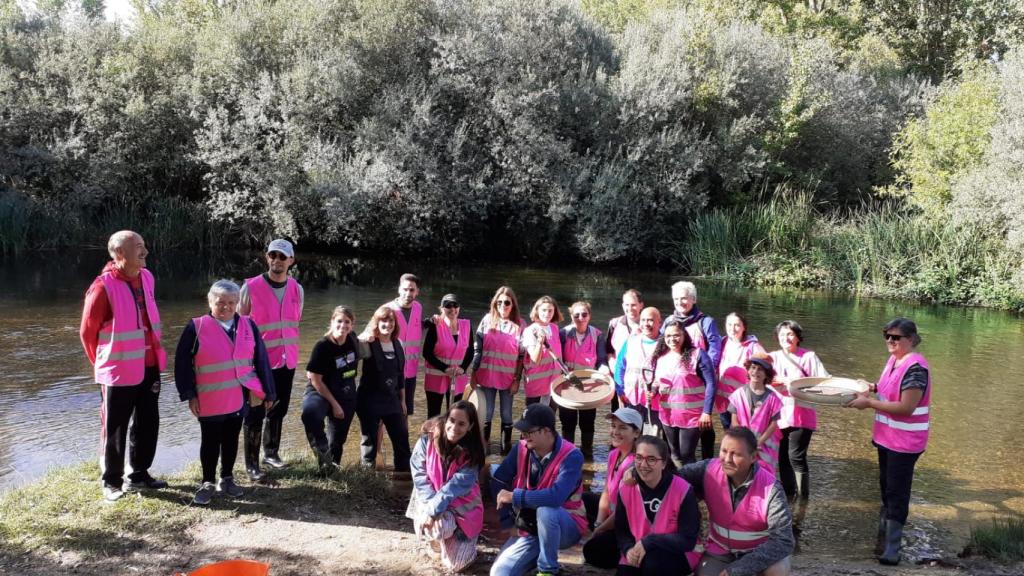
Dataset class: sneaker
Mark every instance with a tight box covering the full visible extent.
[126,474,168,491]
[102,484,124,503]
[216,476,244,498]
[193,482,216,506]
[262,455,288,469]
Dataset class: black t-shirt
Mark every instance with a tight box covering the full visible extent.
[305,334,359,402]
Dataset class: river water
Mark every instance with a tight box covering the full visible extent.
[1,251,1021,561]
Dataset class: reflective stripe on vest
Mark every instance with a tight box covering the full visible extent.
[390,300,423,378]
[476,318,523,390]
[872,352,930,453]
[563,325,599,370]
[192,315,265,418]
[656,350,704,428]
[605,448,635,513]
[424,438,483,539]
[513,439,588,536]
[769,348,819,430]
[524,323,561,398]
[94,268,166,385]
[619,475,690,564]
[245,275,301,370]
[715,338,762,413]
[729,386,783,475]
[423,318,471,395]
[623,335,656,407]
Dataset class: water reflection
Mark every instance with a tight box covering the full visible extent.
[0,250,1022,560]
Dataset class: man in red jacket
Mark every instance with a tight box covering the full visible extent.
[80,230,168,502]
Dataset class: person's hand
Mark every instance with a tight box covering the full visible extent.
[858,378,877,393]
[496,489,514,508]
[847,392,872,410]
[431,314,441,325]
[699,412,713,430]
[621,468,638,487]
[446,365,460,378]
[264,399,276,411]
[626,540,646,567]
[510,380,520,395]
[401,401,408,417]
[718,570,730,576]
[359,329,376,343]
[421,516,435,532]
[598,365,611,377]
[188,397,199,417]
[332,403,345,420]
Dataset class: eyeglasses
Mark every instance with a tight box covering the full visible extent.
[442,302,460,309]
[522,427,543,436]
[572,312,589,319]
[496,300,513,307]
[267,252,289,261]
[883,333,907,342]
[634,456,663,466]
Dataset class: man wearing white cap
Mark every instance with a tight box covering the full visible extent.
[239,239,304,479]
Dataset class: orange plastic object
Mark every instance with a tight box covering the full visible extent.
[173,560,270,576]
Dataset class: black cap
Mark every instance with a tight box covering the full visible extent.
[441,293,459,306]
[513,403,556,432]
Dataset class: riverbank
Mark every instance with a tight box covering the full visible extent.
[2,459,1020,576]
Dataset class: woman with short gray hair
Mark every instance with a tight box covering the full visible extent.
[848,317,931,566]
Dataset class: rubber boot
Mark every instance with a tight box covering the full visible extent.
[483,423,492,455]
[243,423,264,482]
[874,506,887,555]
[792,471,810,535]
[262,418,288,469]
[501,424,514,455]
[581,431,594,461]
[878,519,904,565]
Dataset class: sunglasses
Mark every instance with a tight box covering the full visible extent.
[634,456,663,466]
[883,333,907,342]
[267,252,289,261]
[442,302,460,309]
[496,300,513,307]
[572,312,589,319]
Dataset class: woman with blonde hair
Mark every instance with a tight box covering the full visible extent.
[470,286,526,454]
[521,295,565,406]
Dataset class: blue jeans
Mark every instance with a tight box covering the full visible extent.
[490,506,581,576]
[481,386,514,426]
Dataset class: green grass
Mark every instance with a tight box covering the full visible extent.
[0,455,392,561]
[966,517,1024,562]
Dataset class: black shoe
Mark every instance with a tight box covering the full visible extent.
[878,519,904,565]
[126,474,168,490]
[246,467,265,482]
[263,455,288,469]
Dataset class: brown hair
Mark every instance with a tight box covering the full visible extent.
[486,286,522,329]
[530,295,564,324]
[365,305,401,340]
[323,305,356,338]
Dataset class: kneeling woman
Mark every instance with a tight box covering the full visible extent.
[301,306,361,468]
[616,435,699,575]
[357,305,412,472]
[583,407,642,569]
[175,279,276,505]
[408,400,486,572]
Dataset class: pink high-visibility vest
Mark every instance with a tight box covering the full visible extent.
[619,475,692,564]
[622,335,658,410]
[192,315,266,418]
[716,337,765,413]
[729,387,783,476]
[608,317,637,374]
[704,459,774,556]
[424,318,471,395]
[563,325,600,370]
[656,351,705,428]
[389,300,423,379]
[475,317,524,390]
[768,348,821,430]
[513,439,588,536]
[245,275,301,369]
[872,353,931,454]
[95,269,166,385]
[605,447,635,514]
[523,323,561,398]
[424,438,483,538]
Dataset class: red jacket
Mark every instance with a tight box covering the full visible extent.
[80,261,158,367]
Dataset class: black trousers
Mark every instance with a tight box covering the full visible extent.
[700,425,715,460]
[357,408,412,472]
[663,425,702,465]
[404,376,417,415]
[559,407,596,446]
[426,390,463,419]
[779,427,813,498]
[583,528,620,569]
[877,444,922,524]
[300,391,356,464]
[99,366,161,487]
[199,415,243,483]
[264,367,294,455]
[616,546,692,575]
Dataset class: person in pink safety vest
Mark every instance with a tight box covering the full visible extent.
[674,427,795,576]
[470,286,526,455]
[239,238,304,479]
[767,320,828,513]
[80,230,168,502]
[615,435,700,575]
[174,280,276,506]
[386,273,424,416]
[847,317,931,566]
[727,354,783,476]
[558,300,609,458]
[613,307,662,431]
[652,320,717,467]
[423,294,474,418]
[583,407,643,569]
[408,400,487,573]
[521,296,565,407]
[606,289,645,413]
[718,313,767,429]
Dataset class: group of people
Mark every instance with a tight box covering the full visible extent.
[79,230,934,575]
